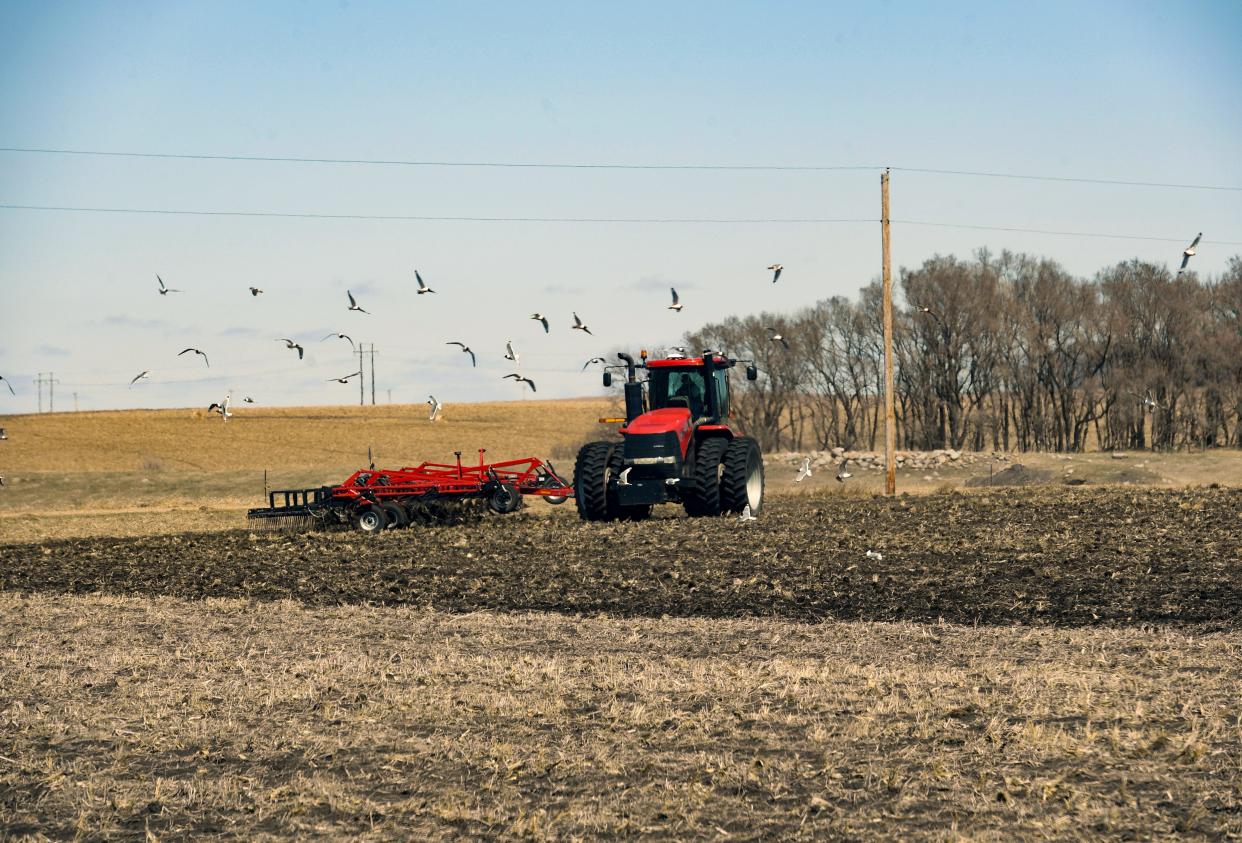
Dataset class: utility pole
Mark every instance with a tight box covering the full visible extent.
[881,169,896,496]
[73,392,79,413]
[34,373,43,413]
[33,372,58,413]
[357,345,365,407]
[369,345,377,405]
[386,389,391,404]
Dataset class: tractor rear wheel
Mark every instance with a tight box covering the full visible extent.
[574,441,614,521]
[352,504,388,534]
[721,437,764,515]
[683,437,729,517]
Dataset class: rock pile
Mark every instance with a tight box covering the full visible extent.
[776,448,1011,473]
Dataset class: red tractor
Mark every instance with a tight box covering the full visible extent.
[574,350,764,520]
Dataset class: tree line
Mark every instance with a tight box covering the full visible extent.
[686,251,1242,453]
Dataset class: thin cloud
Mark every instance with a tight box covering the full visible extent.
[35,344,71,356]
[100,314,171,330]
[632,275,697,293]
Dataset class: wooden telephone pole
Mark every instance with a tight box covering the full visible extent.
[881,169,896,496]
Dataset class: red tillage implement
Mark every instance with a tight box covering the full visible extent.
[247,449,572,533]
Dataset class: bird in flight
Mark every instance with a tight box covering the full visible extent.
[249,287,263,297]
[415,270,436,294]
[278,338,305,360]
[178,347,210,368]
[129,371,151,387]
[327,371,362,384]
[157,275,181,295]
[582,356,609,370]
[0,375,13,396]
[1179,233,1202,273]
[767,328,791,350]
[668,287,682,312]
[322,332,355,352]
[504,340,519,366]
[446,341,476,367]
[243,396,256,404]
[427,395,443,421]
[531,313,550,333]
[795,456,812,482]
[207,396,232,421]
[572,312,592,335]
[836,459,852,483]
[347,290,369,314]
[504,373,537,392]
[767,264,783,284]
[1133,390,1168,411]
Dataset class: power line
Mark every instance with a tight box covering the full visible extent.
[895,220,1242,247]
[890,166,1241,193]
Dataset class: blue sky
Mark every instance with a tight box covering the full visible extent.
[1,1,1240,412]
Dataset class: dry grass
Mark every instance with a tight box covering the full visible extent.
[1,593,1239,840]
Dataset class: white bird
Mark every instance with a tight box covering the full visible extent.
[767,264,783,284]
[157,275,181,295]
[427,395,443,421]
[347,290,369,314]
[243,396,255,404]
[582,356,609,370]
[415,270,436,294]
[865,550,884,561]
[277,339,305,360]
[531,313,550,333]
[249,286,263,296]
[767,328,791,350]
[504,340,519,366]
[836,459,852,482]
[322,332,355,352]
[796,456,812,482]
[618,467,632,486]
[1179,233,1202,273]
[668,287,682,312]
[0,375,13,396]
[503,373,537,392]
[446,341,476,367]
[206,396,232,421]
[738,504,758,522]
[327,371,362,384]
[1134,390,1168,411]
[178,347,210,368]
[129,371,150,387]
[571,312,592,335]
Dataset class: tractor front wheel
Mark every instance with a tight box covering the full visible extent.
[683,437,730,517]
[721,437,764,515]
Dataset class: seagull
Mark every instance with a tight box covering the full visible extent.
[795,456,812,482]
[1179,233,1202,273]
[157,275,181,295]
[1133,390,1168,411]
[178,347,210,368]
[572,312,592,335]
[531,313,550,333]
[347,290,369,314]
[617,467,632,486]
[836,459,852,482]
[446,341,476,367]
[865,550,884,561]
[129,371,150,387]
[503,373,537,392]
[415,270,436,294]
[322,332,355,352]
[668,287,683,312]
[738,504,758,522]
[327,371,362,384]
[504,340,519,366]
[277,339,305,360]
[767,264,783,284]
[582,356,609,370]
[427,395,443,421]
[0,375,13,396]
[206,396,232,421]
[249,287,263,296]
[767,328,791,350]
[243,396,255,404]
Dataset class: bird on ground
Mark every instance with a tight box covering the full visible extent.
[572,312,592,335]
[129,371,150,387]
[0,375,13,396]
[582,357,609,370]
[415,270,436,294]
[1179,233,1202,273]
[836,459,852,482]
[322,332,355,352]
[668,287,683,312]
[277,339,305,360]
[531,313,550,333]
[206,397,232,421]
[767,328,791,350]
[249,287,263,296]
[865,550,884,561]
[446,341,476,367]
[767,264,783,284]
[243,396,255,404]
[157,275,181,295]
[327,371,362,384]
[178,347,210,368]
[347,290,369,314]
[738,504,757,522]
[503,373,537,392]
[796,456,812,482]
[427,395,443,421]
[504,340,519,366]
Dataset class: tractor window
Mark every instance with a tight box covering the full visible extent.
[649,369,708,419]
[714,369,730,418]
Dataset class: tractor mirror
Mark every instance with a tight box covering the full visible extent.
[602,371,613,387]
[746,365,758,381]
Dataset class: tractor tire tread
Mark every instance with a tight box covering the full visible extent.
[574,441,614,521]
[683,437,730,517]
[721,436,763,514]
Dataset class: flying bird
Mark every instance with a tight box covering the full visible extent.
[767,264,783,284]
[531,313,550,333]
[157,275,181,295]
[668,287,682,312]
[582,357,609,370]
[504,340,519,366]
[206,396,232,421]
[427,395,443,421]
[0,375,13,396]
[415,270,436,294]
[278,339,305,359]
[249,287,263,296]
[767,328,790,350]
[572,312,592,335]
[446,341,476,367]
[243,396,255,404]
[836,459,852,483]
[1179,233,1202,273]
[129,371,150,387]
[327,371,362,384]
[322,332,355,351]
[1133,390,1168,411]
[795,456,812,482]
[503,373,537,392]
[178,347,210,368]
[347,290,369,314]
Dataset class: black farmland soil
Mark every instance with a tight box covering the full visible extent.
[3,487,1240,629]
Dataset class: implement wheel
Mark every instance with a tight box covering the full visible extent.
[352,505,388,534]
[721,437,764,515]
[487,483,524,514]
[381,501,408,528]
[683,437,729,517]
